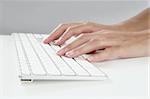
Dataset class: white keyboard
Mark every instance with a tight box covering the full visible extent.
[12,33,108,81]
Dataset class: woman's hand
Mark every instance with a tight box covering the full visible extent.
[57,30,150,62]
[43,8,150,45]
[43,22,124,45]
[43,8,150,62]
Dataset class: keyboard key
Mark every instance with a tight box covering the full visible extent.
[75,56,105,76]
[13,34,30,75]
[41,46,75,75]
[27,34,61,75]
[19,33,46,75]
[61,56,90,76]
[34,34,43,39]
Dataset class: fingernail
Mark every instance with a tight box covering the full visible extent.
[65,51,75,58]
[43,39,48,44]
[43,37,53,44]
[57,50,64,55]
[87,57,94,61]
[55,40,62,45]
[53,40,59,45]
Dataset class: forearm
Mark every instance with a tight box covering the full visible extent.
[108,8,150,31]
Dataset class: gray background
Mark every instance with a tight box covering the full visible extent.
[0,0,149,35]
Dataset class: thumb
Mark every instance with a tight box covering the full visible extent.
[87,47,120,62]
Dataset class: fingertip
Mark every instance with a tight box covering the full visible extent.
[43,39,49,44]
[43,37,52,44]
[56,50,65,56]
[55,39,65,45]
[56,52,62,56]
[54,40,62,45]
[87,57,95,62]
[65,51,76,58]
[87,56,104,62]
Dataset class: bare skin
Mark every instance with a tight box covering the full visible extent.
[43,8,150,62]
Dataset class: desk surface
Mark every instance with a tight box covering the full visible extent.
[0,35,149,98]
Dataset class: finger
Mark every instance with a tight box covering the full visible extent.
[43,23,80,44]
[57,34,90,55]
[55,24,95,45]
[87,47,119,62]
[65,40,108,58]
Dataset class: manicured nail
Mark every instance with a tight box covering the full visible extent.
[87,57,94,61]
[43,38,53,44]
[53,40,59,45]
[65,51,75,58]
[57,50,64,55]
[56,38,63,45]
[43,39,48,44]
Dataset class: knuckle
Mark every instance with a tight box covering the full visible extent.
[90,39,100,47]
[59,23,68,27]
[66,27,75,34]
[90,38,98,42]
[67,26,74,31]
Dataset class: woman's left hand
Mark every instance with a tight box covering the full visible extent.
[57,30,150,62]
